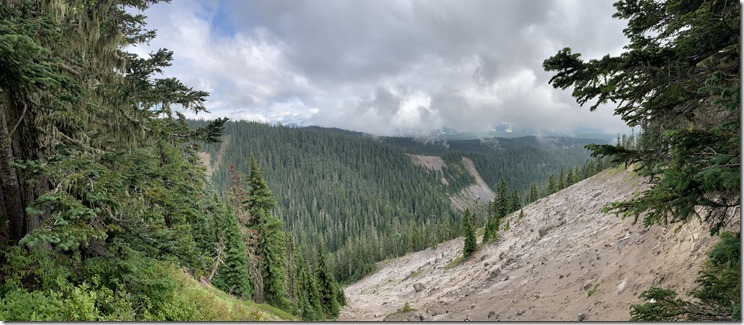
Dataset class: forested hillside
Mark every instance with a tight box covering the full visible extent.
[195,120,604,283]
[0,1,340,321]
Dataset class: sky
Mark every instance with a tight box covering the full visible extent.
[131,0,633,136]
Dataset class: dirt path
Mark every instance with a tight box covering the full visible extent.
[339,168,736,321]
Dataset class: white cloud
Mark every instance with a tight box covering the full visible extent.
[134,0,632,136]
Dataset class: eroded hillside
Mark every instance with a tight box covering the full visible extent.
[339,167,736,321]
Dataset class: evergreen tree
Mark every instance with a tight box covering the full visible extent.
[246,156,277,225]
[295,254,323,321]
[212,204,253,299]
[545,0,739,319]
[547,174,557,194]
[257,208,289,308]
[510,189,521,213]
[462,209,476,258]
[246,159,289,308]
[565,168,574,187]
[482,200,499,243]
[335,282,347,307]
[558,167,565,190]
[496,179,510,218]
[528,183,539,203]
[316,243,340,318]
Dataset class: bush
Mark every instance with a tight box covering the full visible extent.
[630,232,740,321]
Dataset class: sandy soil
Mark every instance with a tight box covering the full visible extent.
[408,154,447,173]
[339,167,738,321]
[452,157,496,209]
[198,135,231,176]
[408,154,450,186]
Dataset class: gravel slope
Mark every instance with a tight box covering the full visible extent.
[339,167,737,321]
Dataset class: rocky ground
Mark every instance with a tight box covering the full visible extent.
[339,167,738,321]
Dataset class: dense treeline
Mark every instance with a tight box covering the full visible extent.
[196,120,603,283]
[0,0,339,321]
[381,136,600,196]
[195,120,468,283]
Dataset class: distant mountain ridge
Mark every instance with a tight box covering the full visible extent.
[191,120,605,284]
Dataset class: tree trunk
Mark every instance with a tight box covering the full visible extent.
[0,99,26,243]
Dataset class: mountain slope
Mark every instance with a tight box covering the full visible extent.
[192,120,601,284]
[339,167,733,321]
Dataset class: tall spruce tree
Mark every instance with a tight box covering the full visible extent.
[257,208,289,308]
[528,184,539,203]
[462,209,476,258]
[316,243,340,319]
[212,202,253,299]
[246,156,277,223]
[294,254,323,321]
[547,174,557,194]
[510,189,521,213]
[245,157,288,308]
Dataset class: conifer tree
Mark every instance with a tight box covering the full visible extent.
[547,174,557,194]
[528,184,539,203]
[246,158,289,308]
[510,189,521,213]
[335,282,347,307]
[257,208,289,308]
[295,254,323,320]
[558,167,565,190]
[316,243,340,318]
[462,209,476,258]
[246,156,277,224]
[212,204,253,299]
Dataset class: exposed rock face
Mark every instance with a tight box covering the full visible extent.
[339,168,737,321]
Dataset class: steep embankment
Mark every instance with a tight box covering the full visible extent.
[340,167,734,321]
[408,155,495,212]
[198,135,231,176]
[449,157,496,211]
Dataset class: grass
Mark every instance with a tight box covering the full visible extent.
[170,268,294,321]
[445,256,465,270]
[587,283,600,297]
[399,302,417,313]
[383,302,418,321]
[476,226,485,238]
[403,267,425,282]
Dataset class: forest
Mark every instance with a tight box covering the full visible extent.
[194,120,605,283]
[0,0,739,321]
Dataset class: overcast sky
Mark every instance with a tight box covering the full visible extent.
[132,0,633,136]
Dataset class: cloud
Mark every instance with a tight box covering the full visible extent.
[134,0,632,136]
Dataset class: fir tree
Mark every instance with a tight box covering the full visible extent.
[295,254,323,320]
[316,243,340,318]
[246,156,277,225]
[462,209,476,258]
[257,208,289,308]
[212,205,253,299]
[528,183,539,203]
[510,189,521,213]
[547,174,557,194]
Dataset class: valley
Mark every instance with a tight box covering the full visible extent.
[194,120,605,284]
[339,167,738,321]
